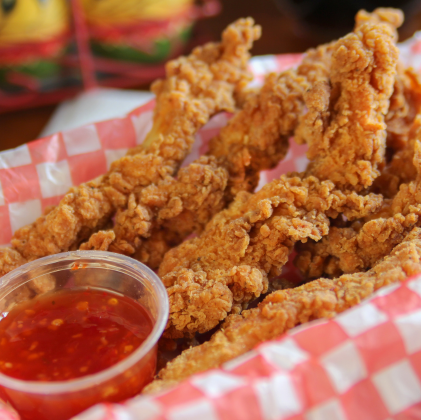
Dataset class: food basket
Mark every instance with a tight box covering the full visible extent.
[1,34,421,420]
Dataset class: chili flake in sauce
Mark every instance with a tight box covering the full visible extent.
[0,288,153,381]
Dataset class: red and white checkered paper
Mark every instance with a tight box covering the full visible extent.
[2,35,421,420]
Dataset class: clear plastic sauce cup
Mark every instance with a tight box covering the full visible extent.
[0,251,168,420]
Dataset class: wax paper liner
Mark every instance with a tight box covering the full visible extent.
[2,34,421,420]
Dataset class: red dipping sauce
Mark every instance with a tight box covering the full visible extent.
[0,251,168,420]
[0,289,154,382]
[0,288,159,420]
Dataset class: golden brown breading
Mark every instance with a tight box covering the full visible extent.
[152,41,335,254]
[0,248,28,277]
[90,37,343,266]
[77,12,389,267]
[79,230,116,251]
[354,7,403,35]
[138,18,261,161]
[86,68,311,265]
[385,66,421,152]
[108,69,310,264]
[373,114,421,198]
[354,9,421,154]
[295,138,421,278]
[108,156,229,260]
[296,9,402,190]
[155,11,402,339]
[159,173,383,338]
[145,228,421,394]
[208,69,309,200]
[293,42,335,147]
[134,229,182,270]
[0,19,259,277]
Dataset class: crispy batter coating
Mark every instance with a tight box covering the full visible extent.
[386,66,421,152]
[159,173,383,338]
[134,229,182,270]
[0,19,259,278]
[296,9,401,190]
[94,38,340,266]
[11,176,117,260]
[293,42,335,146]
[79,230,116,251]
[86,68,311,265]
[108,156,229,259]
[155,11,402,338]
[295,138,421,278]
[373,114,421,198]
[109,69,310,264]
[77,19,261,265]
[76,12,395,267]
[356,10,421,152]
[208,69,309,200]
[0,248,27,277]
[354,7,403,35]
[139,18,261,161]
[145,228,421,393]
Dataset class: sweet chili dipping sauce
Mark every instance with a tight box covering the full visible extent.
[0,288,157,420]
[0,288,153,382]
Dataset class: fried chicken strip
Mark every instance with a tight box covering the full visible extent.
[371,11,421,171]
[98,69,310,263]
[0,19,260,277]
[0,248,28,277]
[159,172,383,338]
[145,227,421,393]
[105,156,229,258]
[156,11,403,338]
[296,8,402,190]
[361,10,421,196]
[296,135,421,278]
[207,35,334,200]
[90,37,337,265]
[88,11,387,264]
[79,230,116,251]
[386,66,421,153]
[373,113,421,198]
[207,69,309,201]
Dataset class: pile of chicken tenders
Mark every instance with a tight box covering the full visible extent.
[2,7,421,393]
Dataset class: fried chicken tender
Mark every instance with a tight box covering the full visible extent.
[79,230,116,251]
[386,66,421,152]
[106,70,310,264]
[139,18,261,160]
[354,7,403,34]
[134,229,183,270]
[296,8,402,190]
[159,173,383,338]
[355,9,414,154]
[93,39,338,266]
[0,248,27,276]
[373,114,421,198]
[208,69,309,200]
[145,228,421,393]
[0,19,259,278]
[107,156,229,258]
[296,136,421,278]
[155,11,403,339]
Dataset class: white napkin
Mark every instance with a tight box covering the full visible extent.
[40,88,154,137]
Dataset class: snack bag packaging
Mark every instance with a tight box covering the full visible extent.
[0,0,70,89]
[2,36,421,420]
[81,0,199,63]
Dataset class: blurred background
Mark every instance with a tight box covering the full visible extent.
[2,0,421,151]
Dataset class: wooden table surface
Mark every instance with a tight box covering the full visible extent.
[2,0,421,152]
